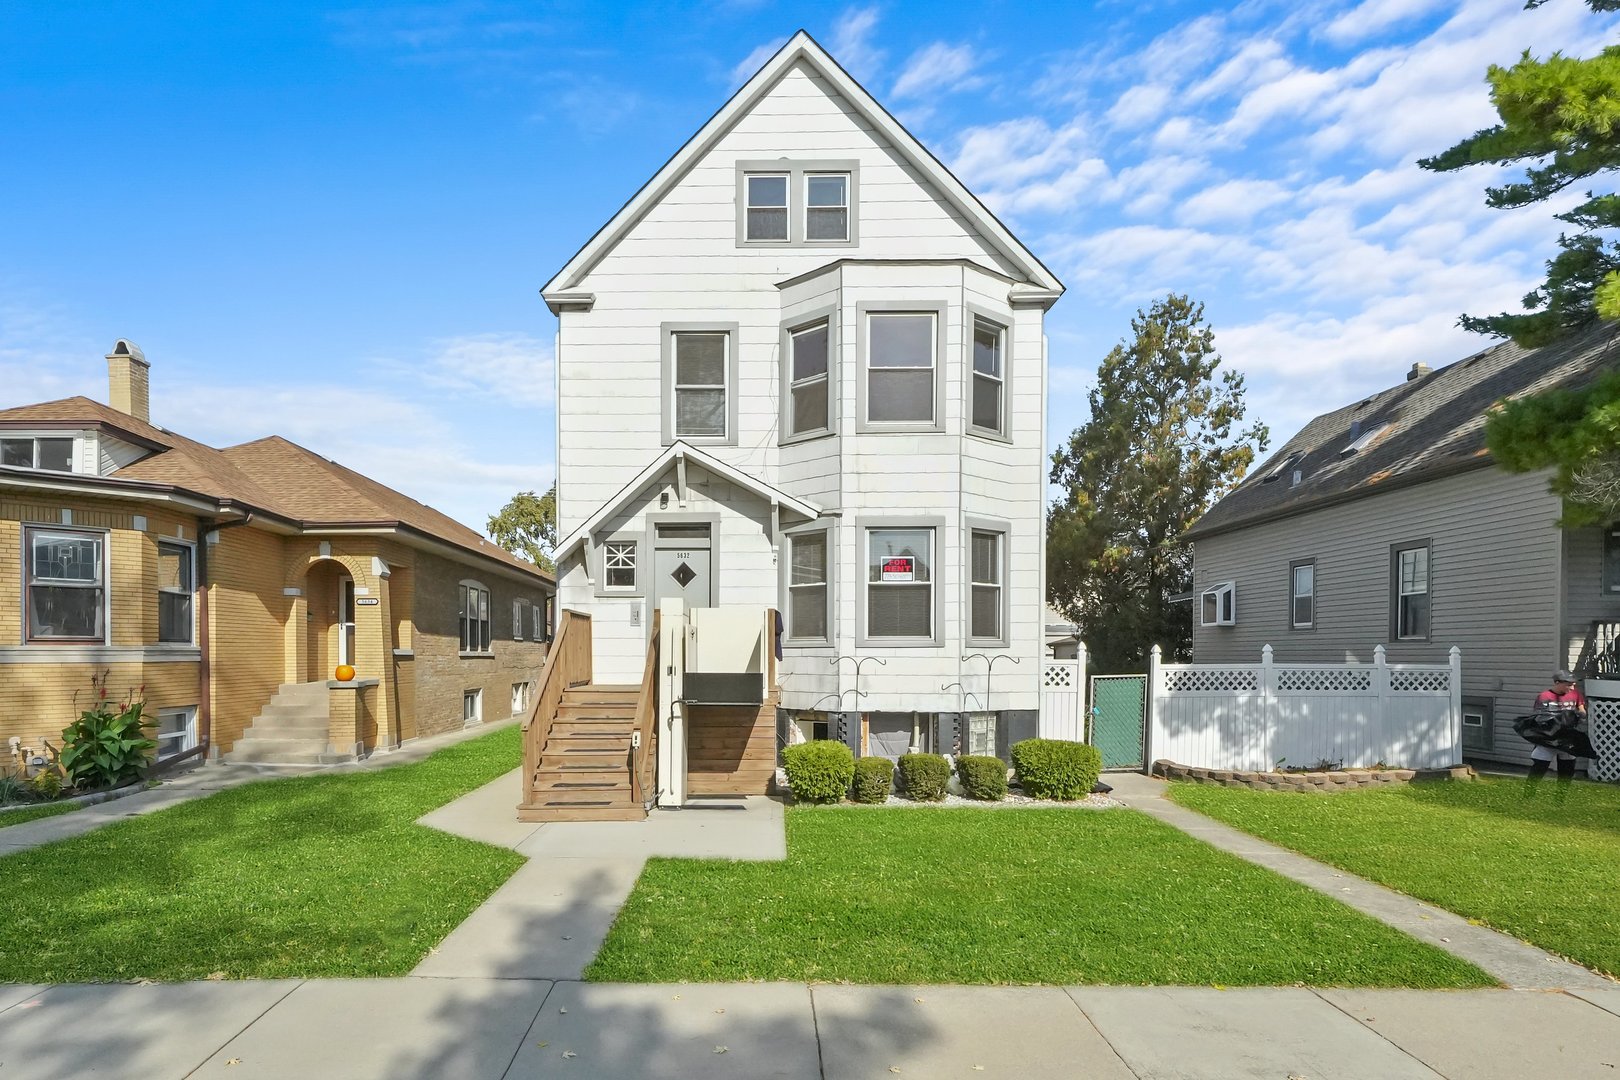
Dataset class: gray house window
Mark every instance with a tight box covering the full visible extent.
[672,332,728,438]
[604,541,637,591]
[744,174,789,241]
[1391,542,1431,641]
[157,540,194,644]
[970,317,1006,436]
[789,321,831,437]
[459,582,491,654]
[788,531,830,642]
[970,529,1003,642]
[1289,559,1315,630]
[867,313,936,424]
[867,527,933,638]
[805,174,850,241]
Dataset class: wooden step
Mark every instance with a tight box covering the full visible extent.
[550,722,633,739]
[534,766,627,785]
[526,787,638,806]
[562,686,640,703]
[532,777,631,794]
[556,704,638,720]
[546,735,633,754]
[543,749,627,768]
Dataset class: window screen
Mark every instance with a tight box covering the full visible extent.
[867,313,935,424]
[868,528,932,638]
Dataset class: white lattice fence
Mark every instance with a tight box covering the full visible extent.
[1591,697,1620,783]
[1039,648,1087,742]
[1148,644,1462,772]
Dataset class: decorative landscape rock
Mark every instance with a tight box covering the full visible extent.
[1152,759,1474,792]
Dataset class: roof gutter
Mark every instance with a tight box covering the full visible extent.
[297,523,555,586]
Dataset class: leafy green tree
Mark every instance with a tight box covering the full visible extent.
[1048,295,1268,673]
[1486,364,1620,524]
[1419,2,1620,345]
[487,485,557,572]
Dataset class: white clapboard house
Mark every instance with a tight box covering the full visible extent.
[520,31,1063,820]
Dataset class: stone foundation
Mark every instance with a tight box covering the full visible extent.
[1151,758,1474,791]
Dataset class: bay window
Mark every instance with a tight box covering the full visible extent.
[26,527,105,642]
[866,312,936,425]
[970,317,1006,436]
[788,530,830,642]
[866,527,934,640]
[969,529,1004,642]
[788,320,831,437]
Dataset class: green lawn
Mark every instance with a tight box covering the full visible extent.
[587,806,1493,987]
[0,726,525,983]
[0,800,83,829]
[1169,778,1620,978]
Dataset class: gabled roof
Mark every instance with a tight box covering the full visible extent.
[556,441,822,558]
[541,29,1064,301]
[1188,324,1619,540]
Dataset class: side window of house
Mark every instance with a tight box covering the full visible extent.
[1391,543,1430,641]
[866,313,936,425]
[463,689,482,726]
[788,530,829,642]
[155,707,197,760]
[788,320,831,437]
[970,318,1007,436]
[1605,526,1620,594]
[459,582,491,653]
[867,527,933,639]
[744,173,789,241]
[672,331,728,438]
[604,541,637,590]
[805,174,849,241]
[25,527,105,642]
[157,540,194,644]
[969,529,1004,642]
[2,436,74,472]
[512,598,524,641]
[1290,560,1315,630]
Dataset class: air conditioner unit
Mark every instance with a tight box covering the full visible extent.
[1200,582,1236,627]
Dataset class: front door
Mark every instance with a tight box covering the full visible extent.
[653,524,713,610]
[337,577,357,668]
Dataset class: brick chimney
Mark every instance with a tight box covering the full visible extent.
[1406,361,1431,382]
[106,339,150,423]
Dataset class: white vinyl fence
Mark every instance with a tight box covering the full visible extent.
[1039,643,1087,742]
[1148,644,1462,771]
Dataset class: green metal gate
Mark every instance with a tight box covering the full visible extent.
[1089,674,1146,770]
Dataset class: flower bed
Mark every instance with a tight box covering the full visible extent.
[1153,759,1474,792]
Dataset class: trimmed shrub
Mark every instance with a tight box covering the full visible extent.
[781,740,855,804]
[851,757,895,803]
[955,755,1009,801]
[1010,739,1102,801]
[898,752,950,802]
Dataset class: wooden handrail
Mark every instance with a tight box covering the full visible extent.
[765,607,778,691]
[519,609,593,810]
[631,610,661,806]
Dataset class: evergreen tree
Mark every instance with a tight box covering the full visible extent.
[1048,295,1268,673]
[486,485,557,572]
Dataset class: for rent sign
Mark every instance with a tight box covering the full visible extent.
[881,556,914,582]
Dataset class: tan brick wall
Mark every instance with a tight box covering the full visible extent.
[410,549,550,740]
[207,526,293,753]
[0,663,199,775]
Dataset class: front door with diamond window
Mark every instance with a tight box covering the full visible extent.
[654,530,713,611]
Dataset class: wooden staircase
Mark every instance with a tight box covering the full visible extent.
[523,684,644,821]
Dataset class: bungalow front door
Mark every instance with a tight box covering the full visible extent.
[337,578,357,668]
[653,523,713,611]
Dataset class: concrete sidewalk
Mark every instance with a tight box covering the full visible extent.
[2,978,1618,1079]
[1105,771,1616,992]
[0,718,522,859]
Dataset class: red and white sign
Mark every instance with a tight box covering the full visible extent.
[881,556,915,582]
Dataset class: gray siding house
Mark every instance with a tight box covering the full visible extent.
[1187,327,1620,768]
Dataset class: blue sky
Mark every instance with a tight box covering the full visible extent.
[2,1,1613,532]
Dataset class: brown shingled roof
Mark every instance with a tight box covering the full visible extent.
[1188,324,1620,540]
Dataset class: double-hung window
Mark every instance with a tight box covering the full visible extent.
[788,320,831,437]
[805,174,849,241]
[788,531,829,642]
[970,318,1006,436]
[744,174,789,241]
[604,541,637,591]
[459,582,491,653]
[1290,559,1315,630]
[867,527,933,639]
[512,599,525,641]
[26,527,104,642]
[969,529,1003,642]
[1,436,73,472]
[671,331,728,438]
[1391,543,1430,641]
[866,313,936,425]
[157,540,194,644]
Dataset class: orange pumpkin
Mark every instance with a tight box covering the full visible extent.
[334,664,356,682]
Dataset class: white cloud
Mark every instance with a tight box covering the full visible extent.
[891,41,982,99]
[1321,0,1450,46]
[374,332,555,408]
[1176,178,1292,227]
[950,118,1108,216]
[1107,84,1173,129]
[730,37,786,87]
[830,6,885,84]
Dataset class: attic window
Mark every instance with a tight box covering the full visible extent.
[1261,451,1303,484]
[1,436,74,473]
[1341,423,1389,456]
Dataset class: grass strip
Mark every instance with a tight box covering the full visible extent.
[1169,778,1620,978]
[0,801,82,830]
[588,806,1493,987]
[0,726,524,982]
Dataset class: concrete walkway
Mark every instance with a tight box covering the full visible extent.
[1106,771,1615,992]
[2,977,1618,1079]
[412,769,785,981]
[0,718,522,858]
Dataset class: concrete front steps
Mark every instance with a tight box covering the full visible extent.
[226,681,354,766]
[519,684,646,821]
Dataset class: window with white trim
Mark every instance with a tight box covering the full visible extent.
[463,689,482,726]
[805,173,850,241]
[672,331,728,438]
[512,598,525,641]
[459,582,491,653]
[604,541,637,591]
[867,527,933,638]
[970,317,1006,436]
[155,706,198,761]
[788,320,831,437]
[970,529,1003,641]
[25,527,105,642]
[1,436,73,472]
[1392,543,1430,641]
[744,173,789,241]
[1290,560,1315,630]
[532,598,551,642]
[157,540,194,644]
[1199,582,1236,627]
[866,313,935,424]
[511,681,530,717]
[788,531,829,641]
